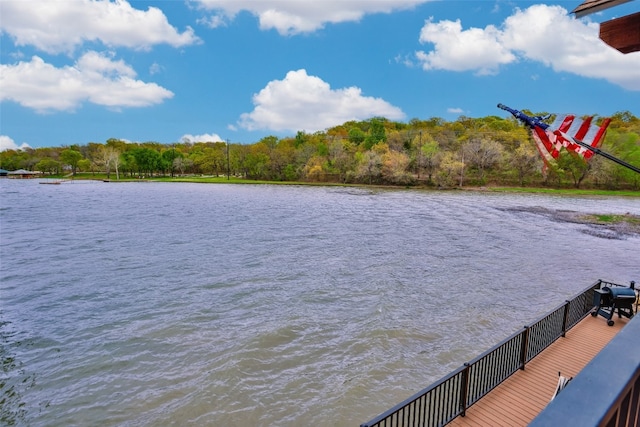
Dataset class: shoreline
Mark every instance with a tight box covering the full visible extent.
[503,206,640,238]
[31,175,640,236]
[35,173,640,197]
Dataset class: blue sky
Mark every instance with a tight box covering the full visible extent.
[1,0,639,151]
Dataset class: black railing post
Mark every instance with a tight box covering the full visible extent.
[460,363,470,417]
[561,300,570,337]
[520,326,530,370]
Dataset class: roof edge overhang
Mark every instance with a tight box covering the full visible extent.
[572,0,634,18]
[600,10,640,53]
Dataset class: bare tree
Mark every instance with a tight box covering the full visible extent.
[509,143,540,185]
[462,138,504,181]
[356,150,383,184]
[436,151,464,188]
[96,145,121,179]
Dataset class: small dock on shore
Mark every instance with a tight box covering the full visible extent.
[39,178,72,184]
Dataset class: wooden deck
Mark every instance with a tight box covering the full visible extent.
[449,312,631,427]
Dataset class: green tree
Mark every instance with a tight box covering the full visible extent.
[131,147,161,177]
[364,118,387,150]
[60,149,83,175]
[609,111,640,133]
[0,149,29,170]
[35,158,61,175]
[78,158,92,173]
[348,127,366,146]
[162,148,182,177]
[271,139,297,180]
[419,137,441,184]
[106,138,128,152]
[600,129,640,189]
[193,147,222,175]
[244,144,270,179]
[294,131,308,148]
[118,150,135,177]
[556,152,590,188]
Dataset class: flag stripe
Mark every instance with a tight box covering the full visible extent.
[531,115,610,164]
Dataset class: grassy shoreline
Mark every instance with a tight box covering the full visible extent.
[39,172,640,196]
[466,186,640,197]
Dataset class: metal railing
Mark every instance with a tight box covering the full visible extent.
[360,280,605,427]
[529,305,640,427]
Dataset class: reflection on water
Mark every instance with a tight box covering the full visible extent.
[0,180,638,426]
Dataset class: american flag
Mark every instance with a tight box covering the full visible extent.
[531,114,611,167]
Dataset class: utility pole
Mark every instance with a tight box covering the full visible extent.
[226,139,230,180]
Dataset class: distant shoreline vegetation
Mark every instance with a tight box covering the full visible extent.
[2,112,639,190]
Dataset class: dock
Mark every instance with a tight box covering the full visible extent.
[360,280,638,427]
[449,313,630,426]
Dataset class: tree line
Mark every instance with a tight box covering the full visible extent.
[2,111,639,189]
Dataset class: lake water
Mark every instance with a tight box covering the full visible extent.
[1,179,638,426]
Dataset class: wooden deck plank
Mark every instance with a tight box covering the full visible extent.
[449,313,630,427]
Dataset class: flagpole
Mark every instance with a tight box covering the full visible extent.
[567,136,640,174]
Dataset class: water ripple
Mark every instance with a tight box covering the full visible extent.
[1,180,638,426]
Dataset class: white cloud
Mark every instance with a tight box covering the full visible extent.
[447,107,464,114]
[149,62,163,75]
[181,133,223,143]
[416,4,640,90]
[0,0,200,54]
[194,0,427,35]
[0,136,31,152]
[238,69,405,133]
[0,52,174,112]
[502,5,640,90]
[417,18,516,75]
[197,14,228,29]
